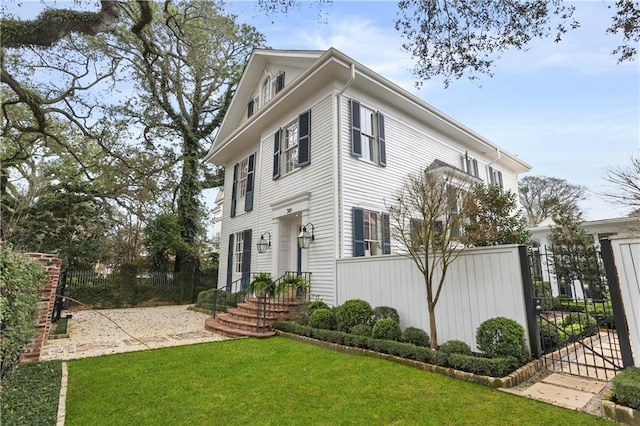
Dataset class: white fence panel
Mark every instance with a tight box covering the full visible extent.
[611,237,640,366]
[336,245,528,350]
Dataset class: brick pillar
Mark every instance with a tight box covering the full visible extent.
[19,253,62,363]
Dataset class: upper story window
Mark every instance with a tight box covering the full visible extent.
[234,231,244,273]
[261,77,271,105]
[488,166,504,189]
[248,73,285,119]
[351,99,386,167]
[273,110,311,180]
[353,208,390,257]
[230,153,255,217]
[283,120,299,175]
[463,152,479,178]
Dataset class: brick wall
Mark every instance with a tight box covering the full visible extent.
[19,253,62,363]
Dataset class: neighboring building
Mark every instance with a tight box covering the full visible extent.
[529,216,640,248]
[204,48,531,305]
[211,188,224,251]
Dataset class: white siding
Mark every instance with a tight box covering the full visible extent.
[339,89,522,258]
[336,245,529,350]
[610,237,640,366]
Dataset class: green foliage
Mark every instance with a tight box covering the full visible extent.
[402,327,431,348]
[276,274,308,298]
[249,272,275,297]
[446,353,520,378]
[307,300,330,317]
[335,299,372,333]
[533,280,553,310]
[144,212,189,271]
[0,361,62,425]
[0,246,46,374]
[519,176,586,226]
[438,340,472,356]
[476,317,530,362]
[308,309,336,330]
[370,306,400,325]
[612,367,640,410]
[537,319,564,351]
[562,313,597,329]
[51,318,68,336]
[351,324,373,337]
[372,318,402,341]
[460,183,531,247]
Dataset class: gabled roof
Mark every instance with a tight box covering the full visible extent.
[204,47,532,175]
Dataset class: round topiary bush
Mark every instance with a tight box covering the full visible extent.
[372,318,402,341]
[351,324,373,337]
[370,306,400,325]
[562,312,597,330]
[438,339,472,356]
[307,300,330,317]
[402,326,430,347]
[335,299,372,333]
[476,317,530,362]
[308,308,336,330]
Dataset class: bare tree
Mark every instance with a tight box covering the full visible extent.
[602,156,640,212]
[388,165,473,348]
[519,176,587,226]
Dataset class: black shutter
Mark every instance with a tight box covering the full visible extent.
[226,233,234,289]
[245,153,255,212]
[488,166,495,185]
[247,100,254,118]
[351,99,362,157]
[275,72,285,93]
[241,229,252,291]
[497,171,504,189]
[298,110,311,167]
[472,159,479,177]
[230,163,238,217]
[381,212,391,255]
[377,112,386,166]
[273,129,281,179]
[352,207,365,257]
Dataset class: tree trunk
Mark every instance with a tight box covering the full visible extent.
[428,302,438,349]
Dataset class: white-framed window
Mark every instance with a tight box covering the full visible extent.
[234,231,244,273]
[488,167,504,189]
[364,210,381,256]
[360,105,378,163]
[283,120,299,175]
[261,76,271,106]
[238,157,249,198]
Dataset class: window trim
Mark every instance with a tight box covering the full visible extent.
[234,231,244,273]
[283,119,299,176]
[351,98,386,167]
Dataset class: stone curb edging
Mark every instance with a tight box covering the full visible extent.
[276,330,543,388]
[602,390,640,425]
[57,361,68,426]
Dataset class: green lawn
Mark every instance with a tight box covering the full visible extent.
[67,337,610,425]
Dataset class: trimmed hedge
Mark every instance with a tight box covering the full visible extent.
[370,306,400,325]
[402,326,430,348]
[351,324,373,337]
[476,317,530,363]
[0,247,46,375]
[307,300,330,316]
[335,299,372,333]
[372,318,402,341]
[612,367,640,410]
[439,340,472,356]
[274,321,521,377]
[308,308,336,330]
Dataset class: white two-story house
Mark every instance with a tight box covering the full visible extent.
[204,48,531,306]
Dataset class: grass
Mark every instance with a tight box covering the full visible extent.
[67,337,611,425]
[51,317,68,336]
[1,361,62,425]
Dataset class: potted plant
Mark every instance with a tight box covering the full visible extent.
[276,274,309,301]
[249,272,275,297]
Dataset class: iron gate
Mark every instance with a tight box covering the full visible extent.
[524,239,634,379]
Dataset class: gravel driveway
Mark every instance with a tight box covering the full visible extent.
[40,305,228,361]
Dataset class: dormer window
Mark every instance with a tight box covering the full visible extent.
[261,77,271,105]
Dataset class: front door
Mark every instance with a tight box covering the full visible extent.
[278,215,301,277]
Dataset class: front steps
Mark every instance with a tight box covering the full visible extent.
[205,298,304,338]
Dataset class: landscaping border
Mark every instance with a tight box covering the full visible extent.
[602,390,640,425]
[276,330,544,388]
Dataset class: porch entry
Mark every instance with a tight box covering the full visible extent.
[522,240,634,380]
[277,214,302,276]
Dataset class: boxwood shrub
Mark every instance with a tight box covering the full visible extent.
[402,326,430,348]
[335,299,372,333]
[438,340,472,356]
[351,324,373,337]
[307,300,330,316]
[372,318,402,341]
[612,366,640,409]
[370,306,400,325]
[308,308,336,330]
[447,353,520,377]
[476,317,530,362]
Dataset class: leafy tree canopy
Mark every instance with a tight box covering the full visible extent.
[519,175,587,226]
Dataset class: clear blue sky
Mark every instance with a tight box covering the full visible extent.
[230,0,640,220]
[9,1,640,220]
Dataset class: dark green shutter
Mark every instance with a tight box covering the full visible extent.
[298,110,311,167]
[230,163,238,217]
[245,153,255,212]
[273,129,281,179]
[351,99,362,157]
[381,212,390,254]
[226,233,234,288]
[241,229,252,291]
[247,100,254,118]
[352,207,365,257]
[275,72,285,93]
[377,112,386,166]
